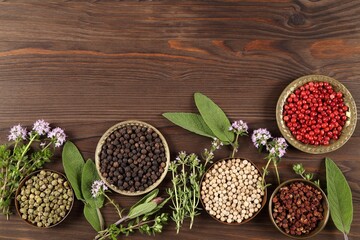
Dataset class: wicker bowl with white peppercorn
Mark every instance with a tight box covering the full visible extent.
[200,158,267,225]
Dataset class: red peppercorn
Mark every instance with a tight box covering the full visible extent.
[283,81,348,146]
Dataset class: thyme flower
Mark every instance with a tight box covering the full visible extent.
[211,138,223,150]
[251,128,272,149]
[252,129,287,188]
[229,120,248,135]
[229,120,249,157]
[91,180,108,198]
[32,119,51,136]
[8,124,27,141]
[267,137,288,158]
[48,127,66,147]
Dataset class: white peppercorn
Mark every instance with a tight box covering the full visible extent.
[201,158,265,224]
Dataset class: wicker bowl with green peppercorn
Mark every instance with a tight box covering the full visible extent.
[15,169,74,228]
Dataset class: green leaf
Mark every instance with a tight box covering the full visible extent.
[81,159,104,208]
[146,197,169,216]
[84,204,103,232]
[162,113,215,139]
[62,141,85,201]
[326,158,353,235]
[194,92,234,142]
[128,202,157,219]
[130,189,158,212]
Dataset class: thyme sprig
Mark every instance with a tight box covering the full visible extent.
[167,138,222,233]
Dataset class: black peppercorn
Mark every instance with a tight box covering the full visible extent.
[99,124,167,192]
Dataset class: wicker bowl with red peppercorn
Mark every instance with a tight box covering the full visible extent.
[276,75,357,154]
[268,179,329,239]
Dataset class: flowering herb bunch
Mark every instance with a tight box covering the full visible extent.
[251,128,288,189]
[0,120,66,218]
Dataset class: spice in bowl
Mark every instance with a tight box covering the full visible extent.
[201,158,265,224]
[283,81,348,146]
[269,180,329,238]
[96,121,169,195]
[15,170,73,228]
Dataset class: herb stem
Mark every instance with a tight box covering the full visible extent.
[96,208,104,231]
[231,133,240,158]
[181,161,187,225]
[171,169,180,233]
[19,134,36,159]
[261,158,272,188]
[114,215,129,226]
[343,233,349,240]
[104,193,122,218]
[189,164,196,229]
[273,160,280,185]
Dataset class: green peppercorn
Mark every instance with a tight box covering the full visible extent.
[17,170,73,228]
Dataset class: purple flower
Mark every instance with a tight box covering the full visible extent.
[267,137,288,158]
[274,137,288,157]
[8,124,27,141]
[48,127,66,147]
[33,119,50,136]
[251,128,272,149]
[91,180,108,198]
[229,120,248,134]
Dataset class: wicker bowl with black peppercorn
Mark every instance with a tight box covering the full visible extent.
[268,179,329,239]
[95,120,170,196]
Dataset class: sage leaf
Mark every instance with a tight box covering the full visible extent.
[62,141,85,200]
[128,202,157,219]
[81,159,104,208]
[326,158,353,235]
[146,196,169,217]
[162,113,215,138]
[194,92,234,143]
[129,189,158,212]
[84,204,104,232]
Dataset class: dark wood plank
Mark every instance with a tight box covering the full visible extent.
[0,1,359,240]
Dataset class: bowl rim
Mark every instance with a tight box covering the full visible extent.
[200,157,267,225]
[15,169,74,228]
[276,74,357,154]
[95,120,170,196]
[268,178,330,239]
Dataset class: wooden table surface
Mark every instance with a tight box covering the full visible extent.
[0,1,359,240]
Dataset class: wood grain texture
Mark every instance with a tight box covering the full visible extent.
[0,1,359,239]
